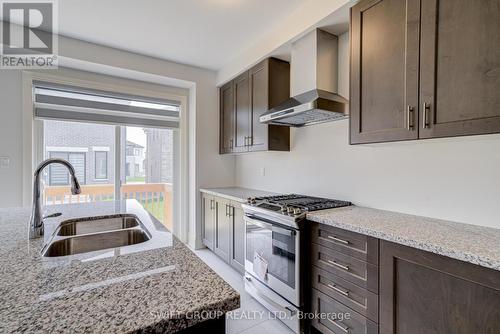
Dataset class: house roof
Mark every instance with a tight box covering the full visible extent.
[126,140,144,149]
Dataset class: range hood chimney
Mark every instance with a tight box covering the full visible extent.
[260,29,348,127]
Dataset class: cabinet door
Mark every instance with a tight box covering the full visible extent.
[380,241,500,334]
[233,71,251,153]
[419,0,500,139]
[202,195,215,250]
[229,203,245,274]
[249,61,269,151]
[214,198,230,262]
[220,81,234,153]
[350,0,420,144]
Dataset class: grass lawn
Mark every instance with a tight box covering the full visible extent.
[140,198,164,224]
[126,176,146,183]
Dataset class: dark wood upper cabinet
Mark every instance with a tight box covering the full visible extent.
[380,241,500,334]
[249,58,291,152]
[219,58,290,154]
[219,81,234,154]
[350,0,420,144]
[350,0,500,144]
[248,61,268,151]
[233,71,251,153]
[419,0,500,139]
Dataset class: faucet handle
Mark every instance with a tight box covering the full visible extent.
[71,176,82,195]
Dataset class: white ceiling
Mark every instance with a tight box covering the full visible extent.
[56,0,307,70]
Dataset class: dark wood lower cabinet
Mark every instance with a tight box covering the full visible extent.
[380,241,500,334]
[310,222,379,334]
[311,289,378,334]
[202,193,245,274]
[229,204,245,274]
[310,224,500,334]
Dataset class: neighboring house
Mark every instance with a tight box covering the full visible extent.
[125,140,145,179]
[145,128,173,184]
[44,121,115,186]
[43,120,173,186]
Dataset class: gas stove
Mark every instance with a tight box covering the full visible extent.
[242,194,352,333]
[242,194,351,229]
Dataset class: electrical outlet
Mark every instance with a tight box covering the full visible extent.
[0,157,10,168]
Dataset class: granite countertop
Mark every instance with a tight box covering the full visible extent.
[307,206,500,271]
[0,200,239,333]
[200,187,277,203]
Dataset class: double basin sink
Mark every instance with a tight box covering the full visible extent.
[42,214,151,257]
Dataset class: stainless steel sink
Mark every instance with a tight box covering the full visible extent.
[43,229,150,257]
[42,214,153,258]
[57,215,140,236]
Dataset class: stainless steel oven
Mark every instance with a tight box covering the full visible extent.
[244,213,302,333]
[242,195,351,334]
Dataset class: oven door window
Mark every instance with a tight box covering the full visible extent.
[246,218,296,288]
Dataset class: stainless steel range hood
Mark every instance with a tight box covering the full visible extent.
[260,29,348,127]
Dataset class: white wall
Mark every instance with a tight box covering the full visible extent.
[0,71,23,207]
[217,0,353,85]
[235,32,500,229]
[0,35,235,249]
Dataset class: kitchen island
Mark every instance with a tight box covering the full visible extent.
[0,200,239,333]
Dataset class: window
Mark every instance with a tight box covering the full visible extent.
[44,120,114,200]
[36,81,178,232]
[48,151,86,186]
[94,151,108,180]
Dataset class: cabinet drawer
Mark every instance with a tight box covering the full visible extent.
[312,266,378,322]
[311,223,379,265]
[312,243,379,293]
[311,289,378,334]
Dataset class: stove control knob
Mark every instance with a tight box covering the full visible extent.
[281,205,288,213]
[287,206,295,215]
[293,208,302,215]
[249,197,257,205]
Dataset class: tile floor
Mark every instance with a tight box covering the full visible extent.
[194,249,295,334]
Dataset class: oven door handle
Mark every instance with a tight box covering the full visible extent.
[245,215,274,230]
[245,215,295,236]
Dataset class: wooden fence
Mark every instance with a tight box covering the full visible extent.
[43,183,173,230]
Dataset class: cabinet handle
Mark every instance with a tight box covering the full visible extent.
[406,105,415,130]
[229,206,234,217]
[225,204,229,217]
[210,199,214,210]
[328,259,350,272]
[423,102,431,129]
[244,136,248,146]
[327,235,350,245]
[229,139,234,148]
[248,136,253,146]
[331,320,350,334]
[327,283,350,297]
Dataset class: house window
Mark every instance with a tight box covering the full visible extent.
[49,152,86,186]
[95,151,108,180]
[36,80,179,230]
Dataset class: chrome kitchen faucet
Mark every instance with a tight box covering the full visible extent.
[29,158,81,239]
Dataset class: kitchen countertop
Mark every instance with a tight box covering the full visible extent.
[200,187,500,270]
[307,206,500,271]
[0,200,239,333]
[200,187,277,203]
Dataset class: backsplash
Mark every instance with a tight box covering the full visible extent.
[235,119,500,229]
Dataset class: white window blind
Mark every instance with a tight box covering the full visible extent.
[33,81,180,128]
